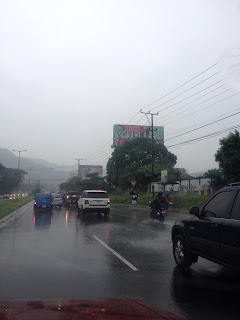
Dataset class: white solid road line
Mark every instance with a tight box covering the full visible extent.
[92,235,138,271]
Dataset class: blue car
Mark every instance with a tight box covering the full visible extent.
[34,193,53,209]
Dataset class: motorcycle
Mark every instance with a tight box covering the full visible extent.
[149,201,167,222]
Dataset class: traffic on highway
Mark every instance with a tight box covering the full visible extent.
[1,1,240,319]
[1,193,240,320]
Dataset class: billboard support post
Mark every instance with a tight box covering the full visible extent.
[75,158,83,179]
[140,110,158,197]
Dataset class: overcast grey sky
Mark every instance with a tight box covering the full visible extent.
[1,0,240,174]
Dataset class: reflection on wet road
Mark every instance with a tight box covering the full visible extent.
[0,202,239,320]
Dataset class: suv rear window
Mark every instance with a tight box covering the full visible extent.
[67,191,79,195]
[37,193,52,199]
[52,193,61,198]
[87,192,108,198]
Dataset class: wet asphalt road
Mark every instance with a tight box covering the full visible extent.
[0,202,240,320]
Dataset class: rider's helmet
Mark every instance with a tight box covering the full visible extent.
[157,191,163,197]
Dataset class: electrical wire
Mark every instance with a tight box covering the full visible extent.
[85,91,239,166]
[91,89,240,165]
[151,82,228,126]
[154,87,232,126]
[167,106,240,137]
[148,71,221,112]
[122,62,220,126]
[165,110,240,142]
[155,79,224,113]
[167,124,240,149]
[24,61,225,172]
[141,61,220,111]
[163,92,240,127]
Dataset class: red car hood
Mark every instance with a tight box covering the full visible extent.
[0,299,184,319]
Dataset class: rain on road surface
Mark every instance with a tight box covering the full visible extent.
[0,202,240,320]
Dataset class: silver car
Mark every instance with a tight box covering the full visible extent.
[52,193,63,208]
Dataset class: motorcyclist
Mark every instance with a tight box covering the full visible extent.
[151,191,167,211]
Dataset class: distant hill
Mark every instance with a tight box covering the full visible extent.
[0,148,59,169]
[0,148,75,191]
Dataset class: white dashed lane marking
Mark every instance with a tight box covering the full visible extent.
[93,235,138,271]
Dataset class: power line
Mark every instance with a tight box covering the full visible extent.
[165,110,240,142]
[155,79,224,114]
[85,92,239,166]
[22,165,75,171]
[163,91,240,127]
[92,92,240,165]
[167,106,240,137]
[29,179,69,182]
[154,87,232,126]
[84,139,112,160]
[167,124,240,149]
[84,140,113,162]
[148,71,221,112]
[141,61,220,112]
[134,114,146,125]
[121,61,221,126]
[82,61,221,162]
[78,60,225,166]
[152,82,228,126]
[82,93,238,167]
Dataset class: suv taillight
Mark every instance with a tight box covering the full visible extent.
[107,200,110,205]
[85,200,89,204]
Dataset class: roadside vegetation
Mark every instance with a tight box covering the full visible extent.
[170,194,211,210]
[109,193,211,210]
[0,196,33,219]
[0,163,26,194]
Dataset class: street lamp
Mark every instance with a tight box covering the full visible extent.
[12,149,27,197]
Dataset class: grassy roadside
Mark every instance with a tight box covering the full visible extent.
[109,193,212,210]
[170,194,211,210]
[110,194,152,206]
[0,196,33,219]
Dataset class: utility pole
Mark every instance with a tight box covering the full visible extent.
[12,149,27,197]
[75,159,83,179]
[140,110,158,197]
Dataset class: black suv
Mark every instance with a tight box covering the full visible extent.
[172,183,240,270]
[64,191,80,207]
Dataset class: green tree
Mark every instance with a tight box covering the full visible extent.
[59,176,80,192]
[106,138,177,191]
[204,169,225,190]
[0,164,26,194]
[170,168,192,180]
[59,172,109,193]
[215,130,240,183]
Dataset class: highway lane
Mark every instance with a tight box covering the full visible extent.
[0,202,240,320]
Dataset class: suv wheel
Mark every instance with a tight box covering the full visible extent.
[173,234,192,267]
[104,209,110,216]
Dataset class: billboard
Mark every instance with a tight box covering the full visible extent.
[80,165,103,179]
[113,124,164,146]
[161,170,168,182]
